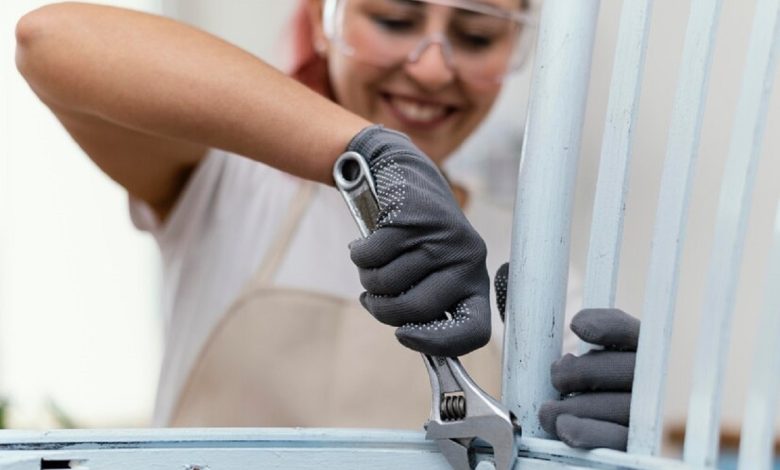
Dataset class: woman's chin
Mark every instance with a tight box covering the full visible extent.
[375,119,457,163]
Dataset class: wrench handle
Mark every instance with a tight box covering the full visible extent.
[333,151,381,238]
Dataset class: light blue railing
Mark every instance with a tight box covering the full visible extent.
[1,0,778,468]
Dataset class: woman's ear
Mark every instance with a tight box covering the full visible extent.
[306,0,329,56]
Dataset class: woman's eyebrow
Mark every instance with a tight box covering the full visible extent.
[388,0,425,7]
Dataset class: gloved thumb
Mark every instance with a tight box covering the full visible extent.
[495,262,509,322]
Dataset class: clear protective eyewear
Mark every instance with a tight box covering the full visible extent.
[323,0,537,87]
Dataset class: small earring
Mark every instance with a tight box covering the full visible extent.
[314,40,327,57]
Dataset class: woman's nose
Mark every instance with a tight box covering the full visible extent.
[404,42,456,90]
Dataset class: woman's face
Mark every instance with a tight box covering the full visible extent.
[310,0,521,164]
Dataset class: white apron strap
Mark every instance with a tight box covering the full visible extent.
[253,180,316,285]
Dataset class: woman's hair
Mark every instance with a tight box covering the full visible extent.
[288,1,334,99]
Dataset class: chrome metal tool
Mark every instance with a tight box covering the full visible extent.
[334,151,520,470]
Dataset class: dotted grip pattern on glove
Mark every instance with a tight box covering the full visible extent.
[346,125,492,357]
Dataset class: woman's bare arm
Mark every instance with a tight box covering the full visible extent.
[15,2,369,219]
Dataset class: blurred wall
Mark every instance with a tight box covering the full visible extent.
[160,1,298,69]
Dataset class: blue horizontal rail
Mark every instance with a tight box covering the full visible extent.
[0,429,704,470]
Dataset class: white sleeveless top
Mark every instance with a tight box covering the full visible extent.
[130,148,581,425]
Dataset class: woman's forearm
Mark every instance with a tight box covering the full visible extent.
[15,2,370,184]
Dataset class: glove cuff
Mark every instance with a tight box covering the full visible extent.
[346,125,417,164]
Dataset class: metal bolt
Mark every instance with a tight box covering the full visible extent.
[475,460,496,470]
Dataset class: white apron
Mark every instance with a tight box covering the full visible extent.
[168,182,502,428]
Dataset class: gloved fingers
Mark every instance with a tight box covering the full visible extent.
[395,294,492,357]
[358,249,436,296]
[538,392,631,436]
[551,351,636,394]
[494,262,509,320]
[555,414,629,451]
[343,127,493,355]
[571,308,640,351]
[359,271,469,327]
[349,226,416,269]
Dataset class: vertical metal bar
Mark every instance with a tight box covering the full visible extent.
[581,0,654,337]
[737,203,780,470]
[503,0,600,437]
[627,0,723,455]
[683,0,780,465]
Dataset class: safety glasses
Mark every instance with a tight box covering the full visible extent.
[323,0,537,87]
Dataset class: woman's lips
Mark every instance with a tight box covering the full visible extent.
[380,93,458,130]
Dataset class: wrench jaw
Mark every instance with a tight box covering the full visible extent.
[433,436,476,470]
[471,419,519,470]
[426,416,517,470]
[423,356,520,470]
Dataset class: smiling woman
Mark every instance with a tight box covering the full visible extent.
[306,0,534,161]
[12,0,545,432]
[6,0,780,462]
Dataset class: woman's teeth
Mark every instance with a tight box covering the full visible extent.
[390,97,448,123]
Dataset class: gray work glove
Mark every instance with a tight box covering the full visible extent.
[494,263,639,450]
[347,125,491,357]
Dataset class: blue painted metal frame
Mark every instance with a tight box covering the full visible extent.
[0,429,700,470]
[1,0,777,468]
[503,0,601,438]
[684,0,780,465]
[629,0,724,456]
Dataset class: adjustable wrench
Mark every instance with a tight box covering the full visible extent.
[333,151,520,470]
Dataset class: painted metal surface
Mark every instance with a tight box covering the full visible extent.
[581,0,654,354]
[0,429,449,469]
[627,0,723,456]
[3,2,778,469]
[736,205,780,470]
[683,0,780,466]
[0,429,709,470]
[503,0,601,438]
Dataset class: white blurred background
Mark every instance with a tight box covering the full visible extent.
[1,0,164,428]
[1,0,778,455]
